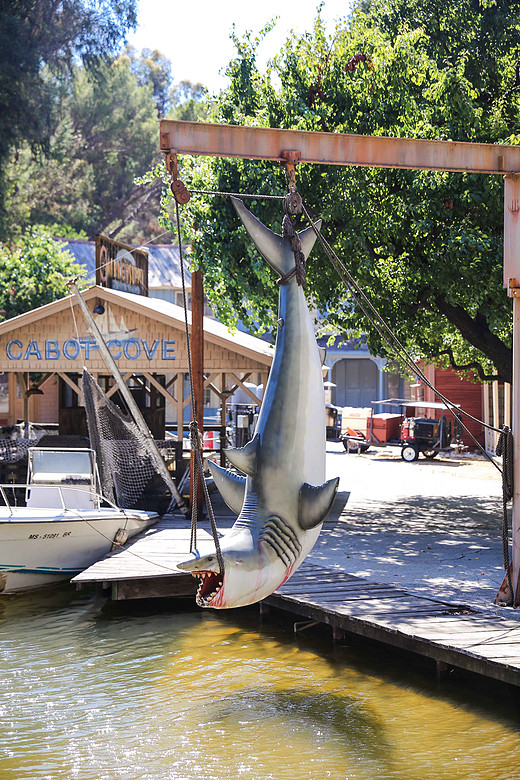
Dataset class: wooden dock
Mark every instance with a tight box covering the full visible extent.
[268,564,520,687]
[72,517,213,600]
[74,520,520,687]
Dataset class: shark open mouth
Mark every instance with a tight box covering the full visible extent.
[192,570,223,606]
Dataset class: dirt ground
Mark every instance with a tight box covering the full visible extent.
[309,441,513,616]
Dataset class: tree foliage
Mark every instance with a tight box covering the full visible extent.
[172,6,520,383]
[5,54,160,243]
[0,227,85,321]
[0,1,138,238]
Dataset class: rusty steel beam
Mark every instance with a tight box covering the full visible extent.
[160,120,520,175]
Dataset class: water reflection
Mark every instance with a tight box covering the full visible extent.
[0,588,519,780]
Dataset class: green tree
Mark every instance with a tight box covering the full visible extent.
[5,54,160,243]
[173,10,518,383]
[168,80,212,122]
[128,46,174,118]
[0,227,85,321]
[0,0,138,238]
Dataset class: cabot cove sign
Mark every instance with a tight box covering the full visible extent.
[5,337,176,362]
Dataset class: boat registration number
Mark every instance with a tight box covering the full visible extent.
[28,532,72,540]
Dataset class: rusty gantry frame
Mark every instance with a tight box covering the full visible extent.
[160,119,520,607]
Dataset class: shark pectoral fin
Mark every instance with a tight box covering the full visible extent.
[208,460,246,515]
[298,220,322,260]
[299,477,340,530]
[231,197,287,277]
[224,434,259,476]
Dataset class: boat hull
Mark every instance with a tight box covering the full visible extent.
[0,508,158,594]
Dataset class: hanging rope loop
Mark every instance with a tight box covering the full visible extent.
[496,425,513,499]
[280,185,306,286]
[172,196,224,575]
[496,425,514,602]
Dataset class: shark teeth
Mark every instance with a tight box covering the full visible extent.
[191,570,223,606]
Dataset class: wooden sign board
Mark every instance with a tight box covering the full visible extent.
[96,235,148,296]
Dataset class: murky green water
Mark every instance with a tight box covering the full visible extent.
[0,588,519,780]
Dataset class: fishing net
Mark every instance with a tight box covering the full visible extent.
[82,369,177,510]
[0,428,45,463]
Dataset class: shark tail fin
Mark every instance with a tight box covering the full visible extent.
[299,477,339,530]
[231,197,287,276]
[232,197,323,275]
[208,460,246,515]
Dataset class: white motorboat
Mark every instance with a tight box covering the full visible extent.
[0,448,158,594]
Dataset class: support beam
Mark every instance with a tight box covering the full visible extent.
[229,372,261,404]
[57,372,83,401]
[160,120,520,175]
[106,374,129,400]
[141,371,177,409]
[220,373,227,467]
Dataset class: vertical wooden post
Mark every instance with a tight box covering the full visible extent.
[505,382,512,429]
[190,268,204,509]
[220,372,227,467]
[492,380,500,452]
[23,373,29,431]
[504,174,520,604]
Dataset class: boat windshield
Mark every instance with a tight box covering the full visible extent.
[30,450,93,484]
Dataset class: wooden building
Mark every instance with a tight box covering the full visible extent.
[416,365,486,448]
[0,285,272,441]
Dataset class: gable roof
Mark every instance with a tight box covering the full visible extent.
[0,285,273,366]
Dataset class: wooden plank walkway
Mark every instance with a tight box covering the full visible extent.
[267,564,520,687]
[72,517,213,600]
[73,520,520,686]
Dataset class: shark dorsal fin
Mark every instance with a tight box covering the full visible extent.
[299,477,339,530]
[208,460,246,515]
[224,434,259,476]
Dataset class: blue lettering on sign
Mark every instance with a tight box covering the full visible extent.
[6,339,23,359]
[6,338,177,361]
[63,339,80,359]
[162,340,176,360]
[142,339,159,359]
[79,339,98,360]
[24,340,42,360]
[123,338,141,359]
[45,340,60,360]
[107,339,122,359]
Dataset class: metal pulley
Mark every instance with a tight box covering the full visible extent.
[165,150,191,204]
[171,179,191,204]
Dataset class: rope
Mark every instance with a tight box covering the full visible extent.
[174,199,225,575]
[496,425,514,602]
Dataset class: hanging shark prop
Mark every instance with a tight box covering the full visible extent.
[177,197,339,608]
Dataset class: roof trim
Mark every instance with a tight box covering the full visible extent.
[0,286,273,365]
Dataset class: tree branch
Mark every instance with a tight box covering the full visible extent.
[434,294,512,383]
[437,346,501,382]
